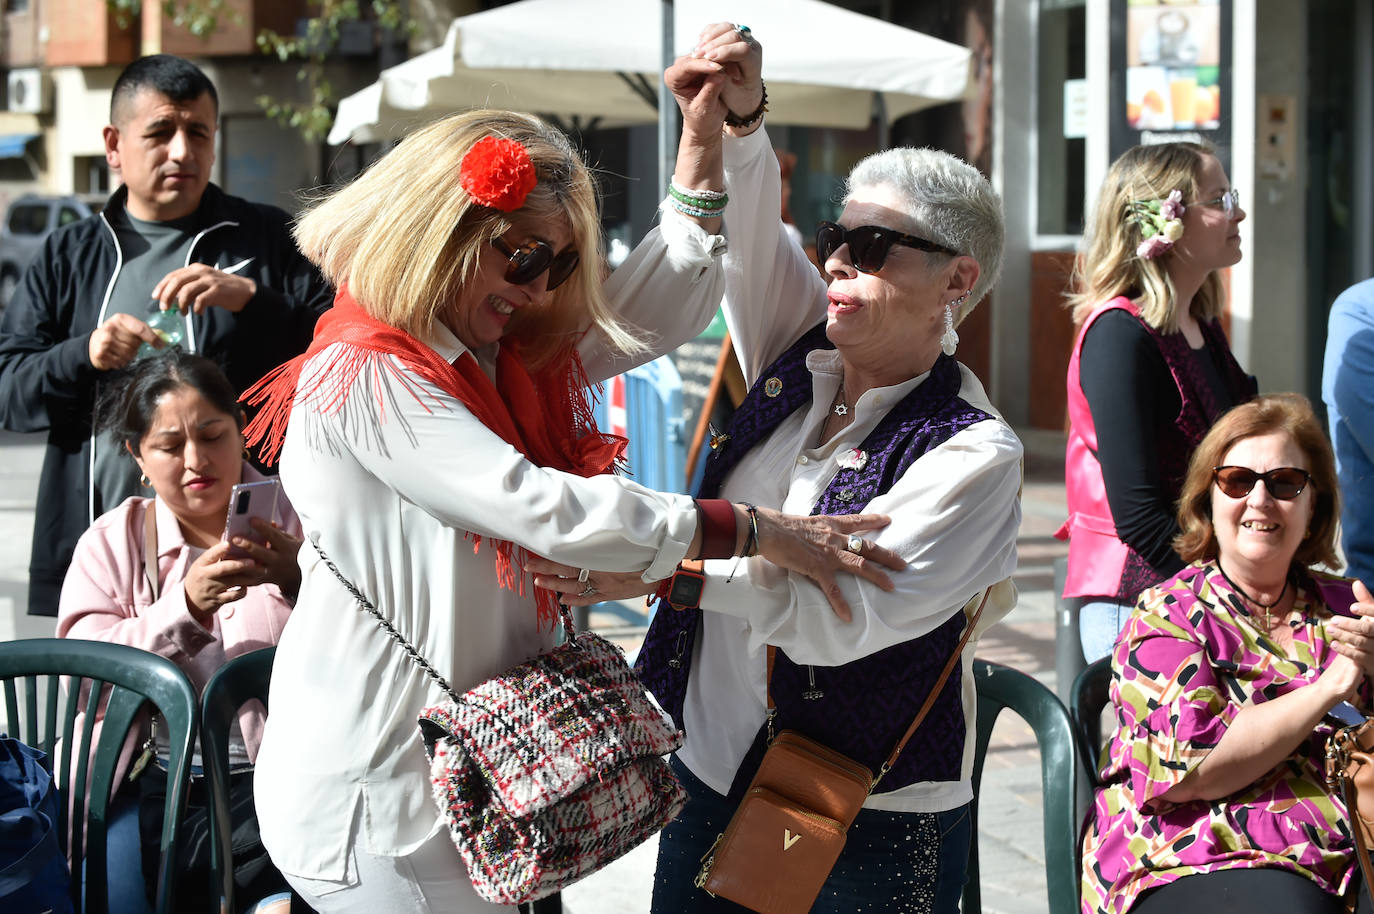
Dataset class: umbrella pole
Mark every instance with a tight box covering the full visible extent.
[873,91,890,150]
[658,0,677,194]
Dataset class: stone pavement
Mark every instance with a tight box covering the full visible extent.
[0,426,1073,913]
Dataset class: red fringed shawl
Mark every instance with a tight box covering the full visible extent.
[241,288,627,628]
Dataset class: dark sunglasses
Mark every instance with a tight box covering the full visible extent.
[815,221,960,274]
[490,237,580,291]
[1212,465,1312,500]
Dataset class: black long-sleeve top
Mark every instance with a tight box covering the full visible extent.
[1078,308,1238,584]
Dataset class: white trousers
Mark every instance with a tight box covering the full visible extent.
[281,826,518,913]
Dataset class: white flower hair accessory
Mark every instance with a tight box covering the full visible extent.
[1130,189,1186,260]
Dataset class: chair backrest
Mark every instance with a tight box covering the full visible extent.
[200,646,276,912]
[1070,656,1114,790]
[963,659,1079,914]
[0,637,197,914]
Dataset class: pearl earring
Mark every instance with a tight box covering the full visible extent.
[941,292,970,357]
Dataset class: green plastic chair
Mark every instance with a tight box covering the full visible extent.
[1071,657,1114,790]
[201,646,278,912]
[963,659,1080,914]
[0,637,197,914]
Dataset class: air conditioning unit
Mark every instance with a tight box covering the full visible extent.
[7,69,49,114]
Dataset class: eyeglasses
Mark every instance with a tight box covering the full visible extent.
[1212,465,1311,500]
[815,221,959,274]
[1193,188,1241,217]
[490,237,580,291]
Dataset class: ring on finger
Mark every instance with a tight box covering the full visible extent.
[579,582,597,598]
[577,567,590,584]
[846,534,864,556]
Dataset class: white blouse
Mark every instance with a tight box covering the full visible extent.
[253,214,726,883]
[675,127,1023,814]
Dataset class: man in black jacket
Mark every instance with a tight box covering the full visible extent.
[0,55,333,617]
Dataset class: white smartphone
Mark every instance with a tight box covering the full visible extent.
[222,479,282,557]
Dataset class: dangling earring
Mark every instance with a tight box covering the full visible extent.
[941,292,970,357]
[139,473,151,488]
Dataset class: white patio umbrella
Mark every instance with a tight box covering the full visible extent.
[328,0,972,146]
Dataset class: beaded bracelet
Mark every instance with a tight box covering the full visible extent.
[667,185,728,211]
[669,180,727,203]
[670,199,726,219]
[723,81,768,129]
[668,182,728,220]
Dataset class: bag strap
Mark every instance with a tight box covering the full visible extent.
[308,537,579,707]
[310,537,466,704]
[143,500,160,601]
[766,588,991,788]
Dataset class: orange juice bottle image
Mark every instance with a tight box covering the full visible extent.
[1170,69,1198,127]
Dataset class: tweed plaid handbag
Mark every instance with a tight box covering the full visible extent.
[314,541,686,904]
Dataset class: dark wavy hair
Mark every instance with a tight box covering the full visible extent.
[1173,393,1340,569]
[95,348,242,455]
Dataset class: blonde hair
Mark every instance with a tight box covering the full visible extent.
[1068,142,1225,333]
[294,109,641,369]
[1174,394,1340,570]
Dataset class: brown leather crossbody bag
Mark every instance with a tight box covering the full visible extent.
[694,591,990,913]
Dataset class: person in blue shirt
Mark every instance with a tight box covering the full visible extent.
[1322,276,1374,583]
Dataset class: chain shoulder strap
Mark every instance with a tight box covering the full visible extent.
[310,537,464,705]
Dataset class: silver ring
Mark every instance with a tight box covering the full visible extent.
[578,582,597,598]
[846,534,864,555]
[577,567,590,583]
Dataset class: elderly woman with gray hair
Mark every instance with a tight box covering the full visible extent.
[530,23,1021,913]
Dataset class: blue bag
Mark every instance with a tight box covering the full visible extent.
[0,735,73,914]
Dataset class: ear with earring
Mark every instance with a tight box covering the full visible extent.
[941,291,971,357]
[140,474,151,488]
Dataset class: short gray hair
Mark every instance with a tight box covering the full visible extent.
[844,148,1004,324]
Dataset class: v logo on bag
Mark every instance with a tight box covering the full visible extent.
[783,829,801,851]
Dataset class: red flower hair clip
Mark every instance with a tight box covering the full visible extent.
[460,136,537,212]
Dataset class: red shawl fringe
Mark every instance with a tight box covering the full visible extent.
[241,288,627,629]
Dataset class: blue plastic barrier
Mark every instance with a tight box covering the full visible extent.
[594,356,688,496]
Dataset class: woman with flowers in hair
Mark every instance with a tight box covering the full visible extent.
[245,108,904,911]
[1060,142,1256,662]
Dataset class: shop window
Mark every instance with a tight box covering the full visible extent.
[1037,0,1087,237]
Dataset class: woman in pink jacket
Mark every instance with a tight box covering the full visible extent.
[57,348,301,913]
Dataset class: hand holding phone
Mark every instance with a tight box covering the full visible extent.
[223,479,282,558]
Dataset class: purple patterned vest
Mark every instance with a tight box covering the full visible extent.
[1116,316,1256,599]
[635,323,994,796]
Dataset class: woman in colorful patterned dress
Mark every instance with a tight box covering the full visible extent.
[1081,393,1374,913]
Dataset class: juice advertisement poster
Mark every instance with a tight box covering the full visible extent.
[1112,0,1230,164]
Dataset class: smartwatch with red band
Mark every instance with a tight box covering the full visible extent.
[666,559,706,610]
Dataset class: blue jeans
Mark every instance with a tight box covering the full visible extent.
[82,789,152,914]
[651,755,971,913]
[1078,599,1134,664]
